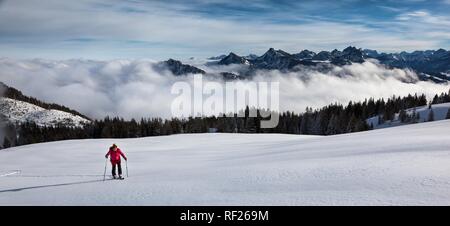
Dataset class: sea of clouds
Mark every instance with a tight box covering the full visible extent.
[0,57,449,120]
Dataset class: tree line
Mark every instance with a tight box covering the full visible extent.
[3,90,450,148]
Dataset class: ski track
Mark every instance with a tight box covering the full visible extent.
[0,170,21,177]
[1,120,450,205]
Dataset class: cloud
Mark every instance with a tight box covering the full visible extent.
[254,62,450,114]
[397,10,429,20]
[376,5,405,12]
[0,58,449,120]
[0,0,448,59]
[389,10,450,46]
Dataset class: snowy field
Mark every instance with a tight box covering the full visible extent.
[1,120,450,205]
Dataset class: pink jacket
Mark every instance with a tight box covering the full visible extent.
[105,148,127,164]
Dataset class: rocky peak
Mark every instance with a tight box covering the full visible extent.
[293,50,316,60]
[218,52,249,65]
[158,59,205,75]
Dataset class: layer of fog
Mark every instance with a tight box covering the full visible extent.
[0,58,449,120]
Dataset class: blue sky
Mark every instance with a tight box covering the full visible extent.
[0,0,449,60]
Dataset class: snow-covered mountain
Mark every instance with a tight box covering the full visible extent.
[1,120,450,205]
[154,58,206,75]
[204,46,450,82]
[207,54,227,60]
[0,81,90,130]
[218,52,250,65]
[251,48,312,70]
[363,48,450,82]
[293,49,316,60]
[210,46,365,68]
[0,97,90,127]
[329,46,365,65]
[141,46,450,83]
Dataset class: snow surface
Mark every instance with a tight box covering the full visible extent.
[0,97,90,127]
[367,102,450,129]
[1,120,450,205]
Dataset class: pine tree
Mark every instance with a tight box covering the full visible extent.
[326,115,338,135]
[431,94,439,105]
[411,107,417,123]
[399,109,407,123]
[2,137,11,149]
[346,114,358,133]
[428,108,435,122]
[300,112,310,134]
[378,115,383,125]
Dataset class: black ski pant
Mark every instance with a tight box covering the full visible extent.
[112,162,122,176]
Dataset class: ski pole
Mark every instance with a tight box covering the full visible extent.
[125,160,128,178]
[103,158,108,181]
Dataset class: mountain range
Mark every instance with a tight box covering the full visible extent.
[158,46,450,83]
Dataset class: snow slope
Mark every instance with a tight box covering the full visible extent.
[1,120,450,205]
[367,102,450,129]
[0,97,90,127]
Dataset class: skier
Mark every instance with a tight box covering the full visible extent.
[105,144,127,179]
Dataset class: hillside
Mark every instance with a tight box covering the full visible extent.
[0,97,91,127]
[1,120,450,205]
[367,102,450,129]
[0,82,89,120]
[0,82,92,149]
